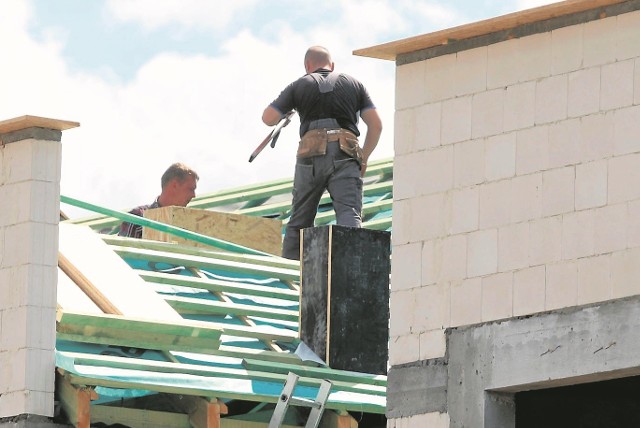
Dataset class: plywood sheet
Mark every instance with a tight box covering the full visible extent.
[143,207,282,256]
[59,223,182,321]
[0,115,79,133]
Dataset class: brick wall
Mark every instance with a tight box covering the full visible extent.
[390,4,640,390]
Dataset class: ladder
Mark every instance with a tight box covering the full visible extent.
[269,372,332,428]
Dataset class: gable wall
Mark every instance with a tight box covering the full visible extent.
[389,3,640,426]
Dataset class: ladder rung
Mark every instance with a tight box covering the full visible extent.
[269,372,333,428]
[289,396,321,409]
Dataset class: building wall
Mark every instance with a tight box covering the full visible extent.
[389,5,640,427]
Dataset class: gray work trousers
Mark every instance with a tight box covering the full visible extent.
[282,141,363,260]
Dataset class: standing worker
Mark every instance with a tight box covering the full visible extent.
[262,45,383,260]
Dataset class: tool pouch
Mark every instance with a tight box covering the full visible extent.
[338,132,363,164]
[297,129,328,159]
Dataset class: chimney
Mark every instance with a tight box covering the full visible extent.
[0,116,78,420]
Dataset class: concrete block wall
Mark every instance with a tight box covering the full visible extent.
[390,8,640,424]
[0,117,76,419]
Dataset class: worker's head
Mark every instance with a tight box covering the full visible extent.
[304,46,334,74]
[159,162,199,207]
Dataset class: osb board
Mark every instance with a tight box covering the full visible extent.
[143,207,282,256]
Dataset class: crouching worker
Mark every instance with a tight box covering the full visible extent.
[119,162,199,238]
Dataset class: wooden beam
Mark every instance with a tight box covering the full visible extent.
[111,245,300,282]
[173,396,228,428]
[56,370,98,428]
[58,252,121,314]
[354,0,629,60]
[91,405,192,428]
[241,359,387,387]
[137,270,299,302]
[320,411,358,428]
[56,308,223,353]
[187,268,288,354]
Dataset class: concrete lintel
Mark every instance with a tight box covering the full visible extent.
[446,295,640,427]
[386,358,448,418]
[1,127,63,145]
[387,295,640,425]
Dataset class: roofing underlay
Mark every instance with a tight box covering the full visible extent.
[58,158,393,427]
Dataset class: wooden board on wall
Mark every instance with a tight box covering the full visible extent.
[143,207,282,256]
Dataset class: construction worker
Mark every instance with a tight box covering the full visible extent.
[262,45,383,260]
[118,162,199,238]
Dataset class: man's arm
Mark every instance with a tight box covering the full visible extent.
[360,108,383,176]
[262,106,283,126]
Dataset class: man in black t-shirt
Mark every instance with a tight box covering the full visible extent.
[262,46,383,260]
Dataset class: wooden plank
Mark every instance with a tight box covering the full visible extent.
[0,114,79,133]
[59,223,183,321]
[320,411,358,428]
[111,245,300,282]
[63,370,386,415]
[186,267,288,354]
[92,406,190,427]
[241,359,387,387]
[57,309,222,339]
[354,0,627,60]
[58,252,121,314]
[57,307,296,344]
[163,295,298,322]
[57,267,102,313]
[220,409,301,427]
[102,236,300,271]
[56,370,98,428]
[60,353,387,414]
[143,207,283,256]
[137,270,299,302]
[60,352,384,396]
[171,396,228,428]
[57,309,222,353]
[90,404,192,428]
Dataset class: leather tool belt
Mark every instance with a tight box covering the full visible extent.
[297,128,363,163]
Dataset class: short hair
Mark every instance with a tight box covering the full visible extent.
[161,163,199,189]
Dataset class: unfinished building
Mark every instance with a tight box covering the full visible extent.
[356,0,640,426]
[0,114,392,427]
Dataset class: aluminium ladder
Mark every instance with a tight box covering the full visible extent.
[268,372,332,428]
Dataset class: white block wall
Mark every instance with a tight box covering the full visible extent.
[0,137,61,417]
[391,5,640,394]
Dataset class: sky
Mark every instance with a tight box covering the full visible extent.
[1,0,555,218]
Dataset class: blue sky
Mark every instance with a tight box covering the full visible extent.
[1,0,553,217]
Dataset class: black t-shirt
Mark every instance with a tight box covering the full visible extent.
[269,68,376,137]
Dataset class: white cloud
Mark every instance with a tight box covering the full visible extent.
[105,0,258,31]
[1,0,396,219]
